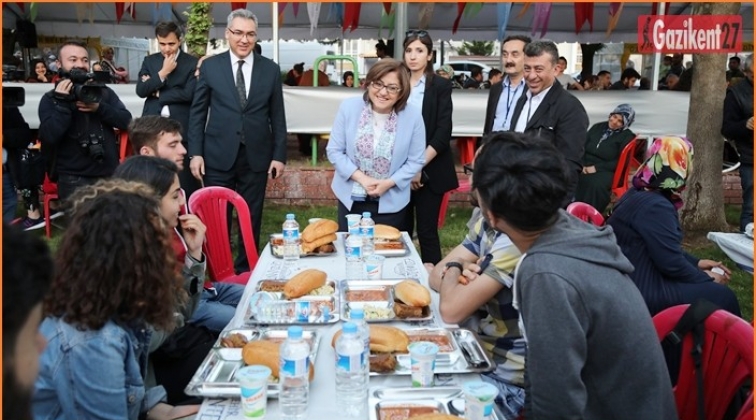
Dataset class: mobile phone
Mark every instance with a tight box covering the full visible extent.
[270,168,277,179]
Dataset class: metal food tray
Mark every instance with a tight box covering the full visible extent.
[368,386,505,420]
[340,279,433,323]
[246,280,341,325]
[341,233,410,258]
[370,328,495,376]
[185,328,320,399]
[268,234,338,258]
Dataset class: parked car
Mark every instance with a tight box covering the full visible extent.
[436,60,492,80]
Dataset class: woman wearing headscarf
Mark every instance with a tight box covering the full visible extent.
[574,103,637,212]
[606,136,741,317]
[435,64,463,89]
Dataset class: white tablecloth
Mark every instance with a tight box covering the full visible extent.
[196,233,481,419]
[707,232,754,274]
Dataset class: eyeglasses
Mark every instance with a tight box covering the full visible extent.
[227,29,257,41]
[405,30,429,38]
[463,165,474,175]
[370,80,401,94]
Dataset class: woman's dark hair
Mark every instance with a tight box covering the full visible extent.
[342,71,354,85]
[45,179,181,331]
[403,30,435,80]
[113,155,179,198]
[473,131,571,232]
[362,59,412,112]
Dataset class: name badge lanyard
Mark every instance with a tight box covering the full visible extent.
[503,81,522,129]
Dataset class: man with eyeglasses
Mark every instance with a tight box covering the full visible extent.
[509,39,588,202]
[188,9,287,272]
[484,35,531,136]
[722,53,754,233]
[426,146,526,419]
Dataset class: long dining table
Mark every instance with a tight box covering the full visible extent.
[193,232,486,420]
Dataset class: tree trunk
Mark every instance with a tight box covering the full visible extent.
[579,43,604,80]
[680,2,741,232]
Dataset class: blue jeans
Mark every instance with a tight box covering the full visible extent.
[2,168,17,223]
[189,282,244,332]
[481,373,526,420]
[739,164,753,232]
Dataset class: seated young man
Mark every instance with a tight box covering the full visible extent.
[128,115,243,332]
[427,149,525,420]
[473,131,677,419]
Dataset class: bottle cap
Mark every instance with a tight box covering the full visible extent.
[343,322,357,334]
[286,213,295,219]
[362,212,371,218]
[288,325,303,338]
[351,307,364,320]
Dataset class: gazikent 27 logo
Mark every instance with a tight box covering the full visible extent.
[637,15,742,53]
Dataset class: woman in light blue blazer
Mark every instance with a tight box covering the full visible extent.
[327,59,426,232]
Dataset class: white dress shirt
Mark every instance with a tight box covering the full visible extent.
[514,84,554,133]
[229,51,253,99]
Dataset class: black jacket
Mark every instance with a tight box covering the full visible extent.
[38,87,132,177]
[722,78,754,165]
[509,80,589,196]
[420,75,458,194]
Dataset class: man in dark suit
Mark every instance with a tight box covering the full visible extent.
[136,21,200,198]
[509,39,588,200]
[483,35,530,136]
[188,9,287,272]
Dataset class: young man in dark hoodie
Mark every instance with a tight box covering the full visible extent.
[472,131,677,420]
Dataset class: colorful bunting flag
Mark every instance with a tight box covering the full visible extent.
[292,3,300,18]
[378,6,395,39]
[517,3,531,19]
[606,2,624,39]
[452,2,466,34]
[123,2,136,21]
[326,2,343,26]
[342,3,361,33]
[531,3,552,38]
[497,3,512,41]
[464,3,484,18]
[75,4,94,24]
[382,3,392,15]
[307,3,321,37]
[278,2,287,26]
[151,3,172,26]
[574,2,594,33]
[418,3,434,30]
[29,2,37,22]
[231,3,246,11]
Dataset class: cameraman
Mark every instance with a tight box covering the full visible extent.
[38,41,132,200]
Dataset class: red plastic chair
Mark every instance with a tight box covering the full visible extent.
[438,192,451,229]
[117,129,132,162]
[42,174,58,238]
[611,136,643,199]
[653,305,754,420]
[188,186,258,285]
[456,137,477,165]
[566,201,605,226]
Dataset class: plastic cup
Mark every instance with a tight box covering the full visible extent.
[364,254,385,279]
[408,341,439,387]
[346,214,362,235]
[462,381,499,420]
[237,365,271,418]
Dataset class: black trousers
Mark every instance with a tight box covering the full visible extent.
[406,187,444,264]
[203,144,267,273]
[337,200,409,233]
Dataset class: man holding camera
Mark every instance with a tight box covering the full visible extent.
[38,41,132,200]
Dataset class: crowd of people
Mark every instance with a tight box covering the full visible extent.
[2,9,752,420]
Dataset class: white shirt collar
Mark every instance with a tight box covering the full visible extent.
[229,51,254,67]
[525,83,554,101]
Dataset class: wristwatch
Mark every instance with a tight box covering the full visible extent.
[442,261,464,277]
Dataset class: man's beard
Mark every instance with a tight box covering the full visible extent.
[3,368,33,420]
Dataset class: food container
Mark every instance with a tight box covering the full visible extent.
[237,365,271,418]
[246,280,340,325]
[340,280,432,323]
[462,381,499,420]
[367,386,506,420]
[268,234,336,258]
[408,341,439,387]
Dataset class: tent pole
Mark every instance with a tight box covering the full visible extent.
[272,2,280,63]
[394,3,408,59]
[650,2,666,91]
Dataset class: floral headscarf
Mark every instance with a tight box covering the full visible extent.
[632,136,693,209]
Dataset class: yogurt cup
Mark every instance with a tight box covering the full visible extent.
[408,341,439,387]
[237,365,271,418]
[462,381,498,420]
[364,254,386,279]
[345,214,362,235]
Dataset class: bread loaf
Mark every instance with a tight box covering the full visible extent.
[394,280,431,307]
[283,269,327,299]
[242,340,314,381]
[301,233,338,254]
[332,325,409,354]
[374,224,402,241]
[301,219,338,243]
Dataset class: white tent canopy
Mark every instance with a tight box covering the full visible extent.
[4,2,753,44]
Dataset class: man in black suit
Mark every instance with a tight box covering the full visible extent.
[188,9,287,272]
[136,21,200,198]
[509,40,588,200]
[483,35,530,136]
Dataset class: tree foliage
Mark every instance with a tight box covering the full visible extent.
[184,3,213,57]
[456,41,495,56]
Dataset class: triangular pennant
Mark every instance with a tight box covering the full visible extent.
[29,2,37,22]
[606,2,624,39]
[383,3,392,14]
[497,3,512,41]
[326,2,343,25]
[343,3,361,33]
[574,3,594,34]
[307,3,321,37]
[278,3,287,15]
[124,2,136,20]
[116,2,125,23]
[464,3,484,19]
[517,3,531,19]
[292,3,299,18]
[231,3,246,11]
[417,3,434,30]
[452,2,466,34]
[378,6,395,39]
[16,2,24,12]
[531,3,552,38]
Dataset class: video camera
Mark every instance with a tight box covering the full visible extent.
[2,86,25,108]
[56,68,108,103]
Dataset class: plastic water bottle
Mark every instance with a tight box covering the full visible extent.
[283,214,300,262]
[280,326,310,420]
[335,322,369,417]
[359,212,375,257]
[345,230,364,279]
[349,308,371,374]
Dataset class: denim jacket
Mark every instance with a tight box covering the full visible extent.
[33,317,167,420]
